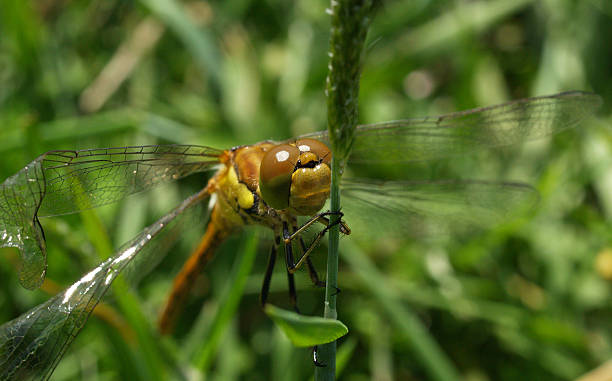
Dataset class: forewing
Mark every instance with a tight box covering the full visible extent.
[0,144,222,289]
[0,189,209,381]
[303,91,601,162]
[340,178,539,239]
[38,145,222,216]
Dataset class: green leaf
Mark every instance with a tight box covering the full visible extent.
[265,304,348,347]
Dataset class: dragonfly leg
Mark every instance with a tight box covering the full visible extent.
[264,230,300,312]
[285,216,347,274]
[284,211,349,246]
[260,236,279,307]
[283,221,296,273]
[295,233,325,288]
[287,270,300,313]
[281,222,302,312]
[306,256,325,288]
[300,235,341,296]
[288,227,326,367]
[313,215,351,236]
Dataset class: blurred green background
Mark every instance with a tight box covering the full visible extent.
[1,0,612,380]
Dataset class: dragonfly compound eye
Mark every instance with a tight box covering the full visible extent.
[295,138,331,165]
[259,144,300,210]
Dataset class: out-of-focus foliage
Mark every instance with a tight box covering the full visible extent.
[0,0,611,380]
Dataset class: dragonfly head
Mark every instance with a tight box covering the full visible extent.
[259,138,331,216]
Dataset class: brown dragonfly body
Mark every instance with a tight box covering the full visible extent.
[159,139,338,333]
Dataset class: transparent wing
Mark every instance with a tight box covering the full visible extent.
[340,178,539,238]
[303,91,601,162]
[39,145,223,216]
[0,144,223,289]
[0,189,209,381]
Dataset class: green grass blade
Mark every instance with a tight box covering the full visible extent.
[190,231,259,371]
[318,1,376,379]
[140,0,221,88]
[341,239,461,381]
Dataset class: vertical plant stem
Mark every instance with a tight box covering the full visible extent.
[316,1,375,379]
[315,157,341,381]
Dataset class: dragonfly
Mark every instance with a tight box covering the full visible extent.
[0,91,601,380]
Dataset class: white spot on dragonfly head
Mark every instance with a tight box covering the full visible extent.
[61,266,104,307]
[298,144,311,153]
[275,150,290,162]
